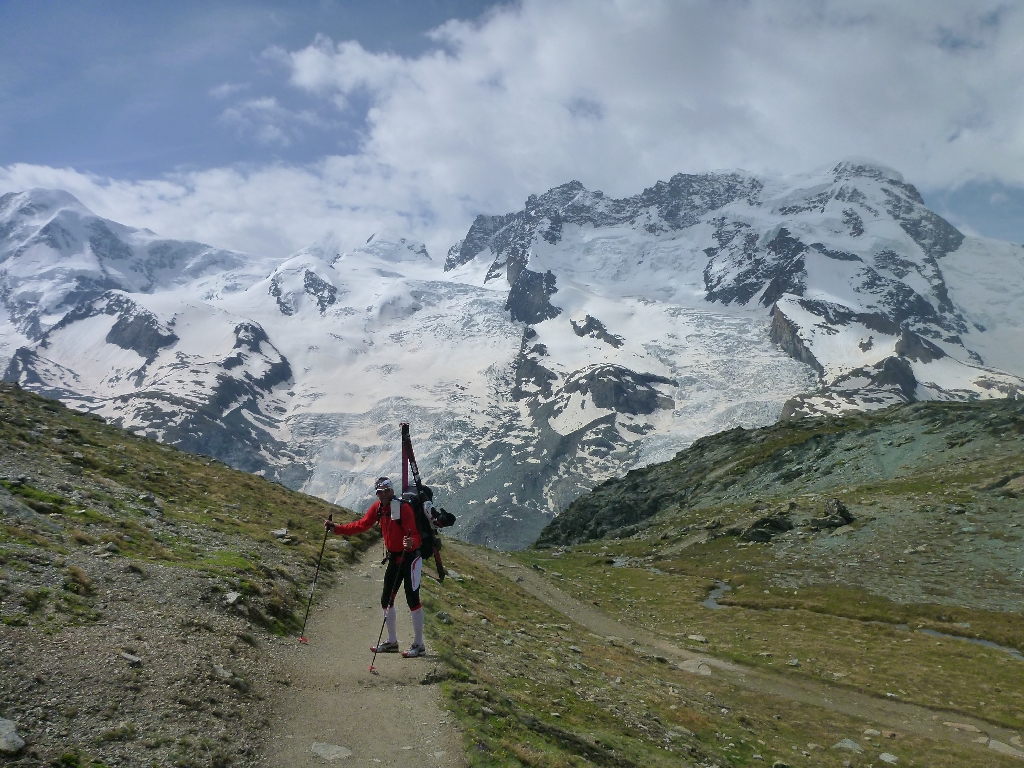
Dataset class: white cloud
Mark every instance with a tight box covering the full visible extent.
[3,0,1024,258]
[218,96,333,148]
[209,81,250,100]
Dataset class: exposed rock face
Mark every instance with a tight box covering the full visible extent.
[506,269,561,324]
[770,305,823,375]
[570,315,623,348]
[559,365,674,416]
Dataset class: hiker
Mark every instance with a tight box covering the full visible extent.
[324,476,426,658]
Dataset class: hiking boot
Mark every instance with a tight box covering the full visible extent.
[371,641,399,653]
[402,643,426,658]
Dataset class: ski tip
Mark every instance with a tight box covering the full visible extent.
[298,636,308,644]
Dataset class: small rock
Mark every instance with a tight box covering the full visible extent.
[568,645,582,653]
[270,528,288,538]
[772,761,790,768]
[120,652,142,666]
[879,753,898,765]
[310,742,353,760]
[224,591,242,606]
[687,634,707,643]
[787,658,800,666]
[990,740,1024,758]
[806,743,823,751]
[680,659,712,676]
[104,542,119,553]
[0,718,25,755]
[832,738,863,753]
[863,729,881,737]
[943,722,982,733]
[212,664,234,681]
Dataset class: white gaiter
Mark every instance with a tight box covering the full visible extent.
[411,607,424,647]
[385,605,397,643]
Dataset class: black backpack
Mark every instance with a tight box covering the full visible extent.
[401,486,455,560]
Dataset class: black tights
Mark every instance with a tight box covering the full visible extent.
[381,552,420,610]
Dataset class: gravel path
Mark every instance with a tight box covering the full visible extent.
[260,553,467,768]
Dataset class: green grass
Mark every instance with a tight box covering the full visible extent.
[0,382,379,635]
[513,545,1024,731]
[423,545,1016,767]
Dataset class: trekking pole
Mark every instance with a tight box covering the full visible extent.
[299,513,332,644]
[368,608,388,674]
[369,564,402,673]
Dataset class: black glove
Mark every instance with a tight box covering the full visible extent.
[324,520,335,534]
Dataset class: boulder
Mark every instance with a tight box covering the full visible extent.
[831,738,863,752]
[810,498,854,530]
[0,718,24,755]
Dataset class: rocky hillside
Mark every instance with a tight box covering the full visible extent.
[0,382,377,767]
[537,396,1024,611]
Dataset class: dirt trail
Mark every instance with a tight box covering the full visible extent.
[260,553,467,768]
[460,543,1024,761]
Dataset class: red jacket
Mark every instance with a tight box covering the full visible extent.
[333,497,421,554]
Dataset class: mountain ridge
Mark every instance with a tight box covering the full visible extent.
[2,160,1023,548]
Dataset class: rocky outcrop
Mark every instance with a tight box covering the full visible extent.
[506,269,561,324]
[559,365,674,416]
[741,512,795,542]
[809,498,855,530]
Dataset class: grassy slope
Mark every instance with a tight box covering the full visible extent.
[0,383,378,766]
[0,382,374,596]
[424,544,1018,767]
[419,397,1024,766]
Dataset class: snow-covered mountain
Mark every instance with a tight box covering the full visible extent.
[3,161,1023,548]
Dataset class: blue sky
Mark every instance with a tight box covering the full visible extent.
[0,1,500,176]
[1,0,1023,256]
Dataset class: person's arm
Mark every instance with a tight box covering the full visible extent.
[330,502,378,536]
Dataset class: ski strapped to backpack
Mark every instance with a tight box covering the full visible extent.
[400,423,456,582]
